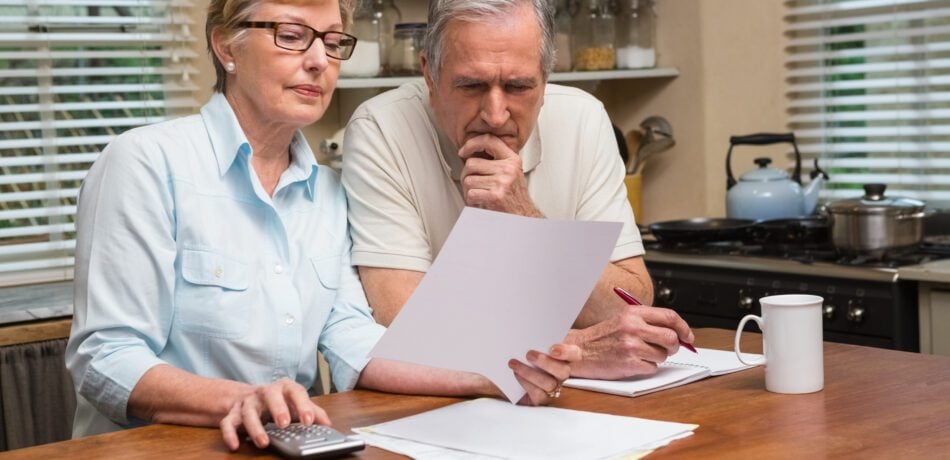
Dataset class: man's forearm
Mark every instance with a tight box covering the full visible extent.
[574,259,654,328]
[128,364,255,427]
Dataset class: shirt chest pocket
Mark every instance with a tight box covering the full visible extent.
[175,249,252,339]
[309,255,341,308]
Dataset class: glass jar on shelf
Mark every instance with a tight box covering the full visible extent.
[551,0,574,72]
[388,22,427,76]
[340,0,381,77]
[373,0,402,76]
[572,0,616,71]
[616,0,656,69]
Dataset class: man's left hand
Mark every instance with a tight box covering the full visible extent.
[458,134,542,217]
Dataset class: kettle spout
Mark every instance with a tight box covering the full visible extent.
[802,159,829,215]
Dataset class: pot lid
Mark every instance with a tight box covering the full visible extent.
[740,157,790,182]
[826,184,925,215]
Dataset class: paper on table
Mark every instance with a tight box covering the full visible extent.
[355,429,656,460]
[369,207,621,402]
[357,398,696,460]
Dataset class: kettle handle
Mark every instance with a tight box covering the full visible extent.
[726,132,802,190]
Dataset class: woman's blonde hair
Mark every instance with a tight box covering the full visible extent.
[205,0,355,93]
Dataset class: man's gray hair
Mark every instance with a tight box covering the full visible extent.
[424,0,556,83]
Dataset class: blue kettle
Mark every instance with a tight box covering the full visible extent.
[725,133,828,221]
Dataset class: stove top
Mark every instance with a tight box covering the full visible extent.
[645,240,950,269]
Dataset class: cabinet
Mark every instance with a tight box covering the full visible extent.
[918,284,950,356]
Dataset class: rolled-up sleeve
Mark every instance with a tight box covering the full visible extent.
[66,134,177,425]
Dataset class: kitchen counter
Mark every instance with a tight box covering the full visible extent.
[898,258,950,283]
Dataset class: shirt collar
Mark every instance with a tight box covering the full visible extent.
[419,85,542,181]
[201,92,318,200]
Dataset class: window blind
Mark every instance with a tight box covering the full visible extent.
[0,0,199,286]
[785,0,950,206]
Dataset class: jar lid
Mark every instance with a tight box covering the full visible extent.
[826,183,925,215]
[394,22,427,30]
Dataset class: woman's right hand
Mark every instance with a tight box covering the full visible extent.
[219,378,331,451]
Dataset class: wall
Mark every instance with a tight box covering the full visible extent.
[189,0,788,222]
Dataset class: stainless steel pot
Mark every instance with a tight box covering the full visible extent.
[825,184,928,257]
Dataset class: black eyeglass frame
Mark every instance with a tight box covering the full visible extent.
[238,21,358,60]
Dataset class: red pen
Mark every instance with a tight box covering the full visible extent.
[613,286,698,353]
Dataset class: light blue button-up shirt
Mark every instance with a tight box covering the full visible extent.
[66,93,385,437]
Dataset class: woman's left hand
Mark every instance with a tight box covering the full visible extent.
[509,343,582,406]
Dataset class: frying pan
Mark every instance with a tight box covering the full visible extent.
[751,216,830,246]
[648,218,756,244]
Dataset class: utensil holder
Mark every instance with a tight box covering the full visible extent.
[625,172,643,219]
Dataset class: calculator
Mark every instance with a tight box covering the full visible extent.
[261,422,366,459]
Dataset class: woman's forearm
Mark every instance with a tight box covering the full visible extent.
[128,364,256,427]
[356,359,499,398]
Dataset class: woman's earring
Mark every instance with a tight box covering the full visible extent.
[225,61,235,73]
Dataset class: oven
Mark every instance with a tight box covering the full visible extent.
[644,249,922,351]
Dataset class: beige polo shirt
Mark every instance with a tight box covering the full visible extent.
[341,81,643,272]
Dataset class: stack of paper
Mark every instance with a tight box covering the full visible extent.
[355,398,697,460]
[564,347,763,397]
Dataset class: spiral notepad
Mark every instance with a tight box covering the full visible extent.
[563,348,762,398]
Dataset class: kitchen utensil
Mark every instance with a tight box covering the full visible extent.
[751,216,830,247]
[725,133,827,220]
[825,183,929,257]
[648,217,755,244]
[629,116,674,174]
[624,128,642,174]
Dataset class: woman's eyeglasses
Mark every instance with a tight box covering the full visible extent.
[239,21,358,60]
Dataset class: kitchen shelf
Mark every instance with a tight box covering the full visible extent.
[336,67,679,89]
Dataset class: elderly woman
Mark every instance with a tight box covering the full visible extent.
[66,0,579,452]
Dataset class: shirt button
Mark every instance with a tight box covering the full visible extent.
[285,314,295,325]
[274,264,284,275]
[213,266,223,278]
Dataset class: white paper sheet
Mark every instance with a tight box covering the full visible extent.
[358,398,697,460]
[369,207,622,402]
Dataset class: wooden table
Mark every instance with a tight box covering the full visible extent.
[5,328,950,458]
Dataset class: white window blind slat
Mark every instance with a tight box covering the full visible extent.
[0,154,98,168]
[0,82,198,96]
[788,92,950,108]
[788,75,950,93]
[787,6,950,31]
[786,41,950,63]
[0,258,74,275]
[0,206,77,221]
[0,116,174,132]
[0,0,200,285]
[0,171,88,186]
[787,58,950,78]
[789,109,950,123]
[0,223,75,240]
[0,188,80,204]
[0,97,198,115]
[795,126,950,138]
[787,23,950,47]
[0,64,196,78]
[787,0,936,16]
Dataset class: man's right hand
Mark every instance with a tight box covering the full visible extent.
[565,305,695,380]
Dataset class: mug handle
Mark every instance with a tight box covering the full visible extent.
[735,314,767,366]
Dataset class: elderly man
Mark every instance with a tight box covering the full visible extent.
[341,0,693,379]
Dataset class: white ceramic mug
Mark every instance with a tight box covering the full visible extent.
[734,294,824,394]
